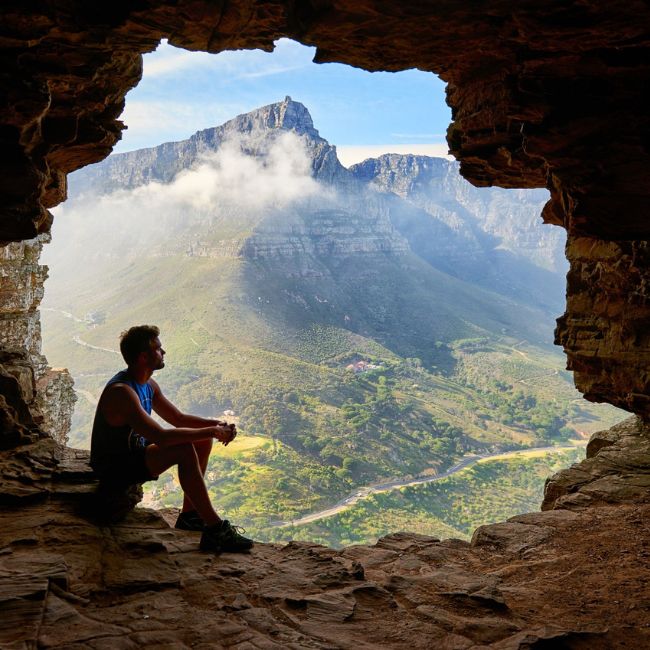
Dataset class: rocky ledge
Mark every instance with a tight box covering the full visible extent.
[1,425,649,649]
[543,415,650,511]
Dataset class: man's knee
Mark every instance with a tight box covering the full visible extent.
[194,438,213,456]
[175,443,201,468]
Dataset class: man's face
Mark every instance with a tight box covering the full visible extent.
[146,336,166,371]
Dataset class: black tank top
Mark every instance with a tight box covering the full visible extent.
[90,370,154,473]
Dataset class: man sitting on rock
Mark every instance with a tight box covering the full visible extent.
[90,324,253,553]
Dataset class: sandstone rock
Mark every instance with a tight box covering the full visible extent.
[0,233,76,448]
[35,368,76,446]
[507,509,585,527]
[492,625,608,650]
[543,416,650,510]
[0,438,648,648]
[471,522,553,554]
[416,606,520,645]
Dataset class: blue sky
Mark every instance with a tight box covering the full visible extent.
[116,39,452,165]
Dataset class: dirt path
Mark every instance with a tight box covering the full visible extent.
[72,335,119,355]
[75,388,98,406]
[274,444,583,527]
[41,306,86,323]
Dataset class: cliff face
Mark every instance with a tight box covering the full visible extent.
[556,239,650,415]
[351,154,562,273]
[350,153,564,310]
[0,236,74,448]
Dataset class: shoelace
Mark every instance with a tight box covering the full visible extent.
[227,524,248,536]
[203,520,250,537]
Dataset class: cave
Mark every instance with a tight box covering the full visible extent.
[1,1,649,647]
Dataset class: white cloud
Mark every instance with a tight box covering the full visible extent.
[143,47,213,78]
[144,132,323,211]
[337,144,453,167]
[49,132,328,266]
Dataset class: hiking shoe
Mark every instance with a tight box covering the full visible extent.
[175,510,204,531]
[200,520,254,553]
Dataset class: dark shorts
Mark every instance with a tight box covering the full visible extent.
[94,445,159,487]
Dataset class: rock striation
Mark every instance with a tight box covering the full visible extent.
[0,236,75,448]
[351,154,562,273]
[555,239,650,416]
[543,416,650,511]
[0,435,648,648]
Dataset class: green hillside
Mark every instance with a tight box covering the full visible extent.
[42,248,621,532]
[40,99,625,540]
[257,449,584,547]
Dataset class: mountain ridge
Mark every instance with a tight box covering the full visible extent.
[71,96,349,194]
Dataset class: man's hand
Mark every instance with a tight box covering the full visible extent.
[212,423,237,446]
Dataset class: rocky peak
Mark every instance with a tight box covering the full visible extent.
[70,97,332,195]
[350,154,454,198]
[213,96,323,142]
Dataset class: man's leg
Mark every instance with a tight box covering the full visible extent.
[182,439,213,514]
[145,443,220,527]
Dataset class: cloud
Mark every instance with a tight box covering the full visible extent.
[144,131,323,211]
[48,132,328,268]
[143,47,213,78]
[236,63,311,80]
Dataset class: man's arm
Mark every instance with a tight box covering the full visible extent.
[150,379,232,429]
[101,384,231,447]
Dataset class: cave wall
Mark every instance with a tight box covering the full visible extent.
[1,0,650,446]
[0,235,75,447]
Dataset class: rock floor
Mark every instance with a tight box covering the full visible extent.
[1,430,649,649]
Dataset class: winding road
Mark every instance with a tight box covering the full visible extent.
[42,307,120,355]
[274,444,583,528]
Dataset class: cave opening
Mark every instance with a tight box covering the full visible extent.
[37,39,623,548]
[2,3,650,646]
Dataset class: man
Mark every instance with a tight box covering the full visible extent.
[90,324,253,553]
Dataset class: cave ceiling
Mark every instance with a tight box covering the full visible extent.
[2,0,648,242]
[1,0,650,421]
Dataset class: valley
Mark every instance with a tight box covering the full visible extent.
[40,97,623,546]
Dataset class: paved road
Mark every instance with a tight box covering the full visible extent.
[273,444,582,528]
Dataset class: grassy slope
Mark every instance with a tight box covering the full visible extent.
[42,249,623,533]
[258,449,584,548]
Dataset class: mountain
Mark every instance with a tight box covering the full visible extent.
[349,154,566,312]
[40,97,621,543]
[69,97,566,313]
[70,96,350,193]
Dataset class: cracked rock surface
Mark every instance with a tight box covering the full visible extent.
[1,437,649,649]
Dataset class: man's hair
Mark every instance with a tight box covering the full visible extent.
[119,325,160,366]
